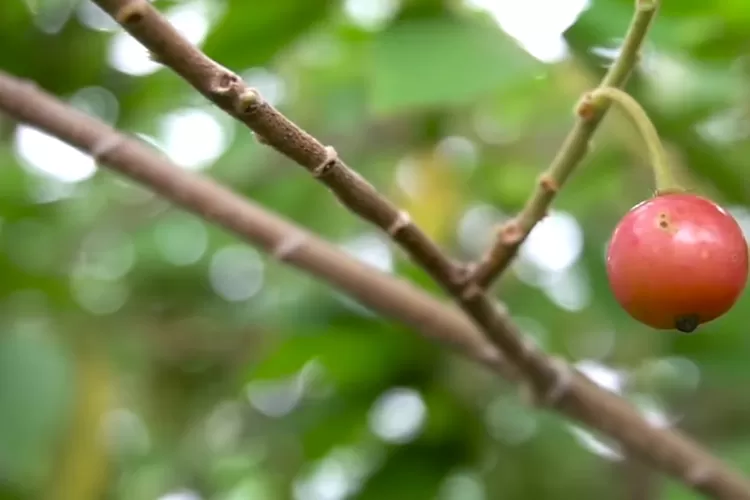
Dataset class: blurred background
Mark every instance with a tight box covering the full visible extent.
[1,0,749,498]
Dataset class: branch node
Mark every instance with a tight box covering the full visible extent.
[454,262,477,286]
[460,283,482,302]
[498,220,523,246]
[91,135,124,162]
[387,210,412,237]
[538,174,559,194]
[575,92,598,121]
[272,233,307,262]
[685,464,713,488]
[461,261,477,277]
[312,146,339,178]
[115,0,148,24]
[235,88,262,114]
[541,357,573,406]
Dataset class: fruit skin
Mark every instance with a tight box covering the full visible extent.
[606,193,749,332]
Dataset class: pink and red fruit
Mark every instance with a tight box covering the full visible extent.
[606,193,749,332]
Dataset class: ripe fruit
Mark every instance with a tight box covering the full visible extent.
[606,193,748,332]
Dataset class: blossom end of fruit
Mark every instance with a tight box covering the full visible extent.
[675,314,700,334]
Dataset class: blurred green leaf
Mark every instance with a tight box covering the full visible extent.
[0,328,73,491]
[201,0,337,69]
[367,16,539,116]
[248,321,423,393]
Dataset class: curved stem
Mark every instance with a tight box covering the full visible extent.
[589,86,681,195]
[466,0,661,290]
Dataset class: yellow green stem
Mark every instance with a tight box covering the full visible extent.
[589,86,682,195]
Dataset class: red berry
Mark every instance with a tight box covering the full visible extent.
[606,193,748,332]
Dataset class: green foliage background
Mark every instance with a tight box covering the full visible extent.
[1,0,749,498]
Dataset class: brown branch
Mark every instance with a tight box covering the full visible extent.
[108,1,459,291]
[8,0,750,495]
[0,72,509,379]
[468,0,660,289]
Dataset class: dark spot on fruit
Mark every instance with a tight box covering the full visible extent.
[675,314,700,333]
[657,212,669,228]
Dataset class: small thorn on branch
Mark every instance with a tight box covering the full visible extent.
[387,210,412,237]
[272,233,307,262]
[91,135,124,162]
[312,146,339,178]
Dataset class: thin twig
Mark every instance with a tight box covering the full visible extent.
[468,0,660,289]
[15,0,750,495]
